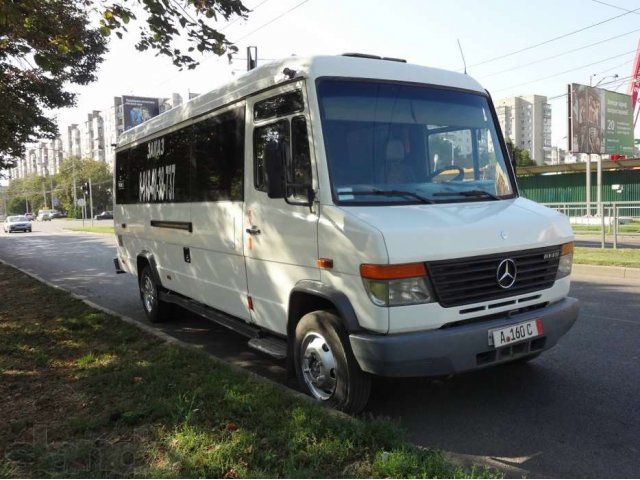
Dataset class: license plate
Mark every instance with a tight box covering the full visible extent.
[489,319,543,347]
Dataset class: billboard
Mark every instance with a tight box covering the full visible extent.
[122,95,160,131]
[568,84,634,155]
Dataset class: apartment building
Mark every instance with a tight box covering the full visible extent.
[63,93,183,171]
[495,95,552,165]
[9,139,64,180]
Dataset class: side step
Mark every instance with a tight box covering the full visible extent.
[159,290,261,339]
[248,337,287,360]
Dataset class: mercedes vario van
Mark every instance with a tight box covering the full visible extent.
[114,54,579,412]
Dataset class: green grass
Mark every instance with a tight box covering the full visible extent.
[0,263,500,478]
[572,225,640,234]
[572,219,640,234]
[65,226,114,234]
[574,247,640,268]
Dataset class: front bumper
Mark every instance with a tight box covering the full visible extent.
[349,297,579,377]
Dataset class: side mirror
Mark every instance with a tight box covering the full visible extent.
[264,142,285,199]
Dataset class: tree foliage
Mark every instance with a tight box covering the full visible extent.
[0,0,248,172]
[5,157,115,216]
[505,137,536,167]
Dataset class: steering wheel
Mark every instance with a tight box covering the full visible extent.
[431,165,465,182]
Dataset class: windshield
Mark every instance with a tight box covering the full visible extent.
[317,79,516,204]
[9,216,28,222]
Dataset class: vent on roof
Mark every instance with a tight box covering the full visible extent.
[341,53,407,63]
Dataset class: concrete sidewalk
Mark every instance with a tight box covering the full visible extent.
[573,263,640,280]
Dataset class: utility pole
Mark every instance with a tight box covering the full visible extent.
[89,178,94,226]
[72,158,77,218]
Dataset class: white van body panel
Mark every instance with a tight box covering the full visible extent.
[318,205,390,333]
[389,277,571,334]
[340,198,573,265]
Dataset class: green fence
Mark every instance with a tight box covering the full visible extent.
[517,170,640,205]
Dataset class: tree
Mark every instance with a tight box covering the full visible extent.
[56,157,113,217]
[0,0,248,173]
[505,138,536,167]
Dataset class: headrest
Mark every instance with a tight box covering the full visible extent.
[385,140,404,162]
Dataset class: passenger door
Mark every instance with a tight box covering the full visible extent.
[243,85,320,334]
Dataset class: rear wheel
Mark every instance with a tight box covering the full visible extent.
[139,265,171,323]
[294,310,371,413]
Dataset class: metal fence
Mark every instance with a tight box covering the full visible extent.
[541,201,640,249]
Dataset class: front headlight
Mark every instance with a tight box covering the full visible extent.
[361,263,433,307]
[556,242,574,280]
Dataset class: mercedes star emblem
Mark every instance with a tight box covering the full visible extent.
[496,259,517,289]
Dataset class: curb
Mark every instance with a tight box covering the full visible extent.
[573,263,640,280]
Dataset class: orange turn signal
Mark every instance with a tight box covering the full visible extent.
[360,262,427,280]
[561,242,574,256]
[316,258,334,269]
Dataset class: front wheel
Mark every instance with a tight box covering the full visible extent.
[294,310,371,413]
[139,265,171,323]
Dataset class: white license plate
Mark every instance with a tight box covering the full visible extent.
[489,319,543,348]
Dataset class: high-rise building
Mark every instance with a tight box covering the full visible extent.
[11,93,183,181]
[9,139,63,180]
[495,95,552,165]
[66,93,184,172]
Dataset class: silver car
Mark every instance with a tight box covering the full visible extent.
[3,215,32,233]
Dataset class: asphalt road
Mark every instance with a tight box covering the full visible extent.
[1,219,639,478]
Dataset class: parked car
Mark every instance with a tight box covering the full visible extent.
[4,215,32,233]
[37,211,52,221]
[24,213,35,221]
[94,211,113,220]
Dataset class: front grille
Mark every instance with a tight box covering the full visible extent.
[428,246,561,307]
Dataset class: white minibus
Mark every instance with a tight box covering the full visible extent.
[114,54,579,412]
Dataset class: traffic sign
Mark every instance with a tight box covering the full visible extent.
[76,198,86,207]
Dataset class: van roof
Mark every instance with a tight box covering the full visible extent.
[117,55,486,148]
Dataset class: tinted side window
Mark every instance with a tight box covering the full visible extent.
[289,115,312,199]
[253,120,289,192]
[116,128,191,204]
[161,128,191,202]
[192,107,245,201]
[254,91,304,121]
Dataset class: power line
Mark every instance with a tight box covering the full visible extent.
[591,0,640,15]
[232,0,312,43]
[149,0,312,91]
[478,28,640,79]
[544,75,633,101]
[469,7,640,68]
[219,0,272,32]
[493,49,636,93]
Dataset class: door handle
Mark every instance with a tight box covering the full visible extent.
[245,226,261,235]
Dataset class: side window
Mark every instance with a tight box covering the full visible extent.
[192,107,245,201]
[289,115,312,199]
[253,119,289,192]
[428,129,473,179]
[161,129,191,202]
[254,91,304,121]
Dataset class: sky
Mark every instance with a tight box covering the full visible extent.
[55,0,640,149]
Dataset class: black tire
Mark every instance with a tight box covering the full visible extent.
[294,310,371,413]
[139,264,171,323]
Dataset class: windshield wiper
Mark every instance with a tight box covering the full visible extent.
[337,189,434,204]
[433,189,500,200]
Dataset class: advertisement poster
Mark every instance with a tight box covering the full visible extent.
[122,96,160,131]
[569,84,633,155]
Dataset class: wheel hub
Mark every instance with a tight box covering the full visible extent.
[301,332,337,400]
[141,275,155,313]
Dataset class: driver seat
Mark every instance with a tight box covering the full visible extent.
[385,140,415,183]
